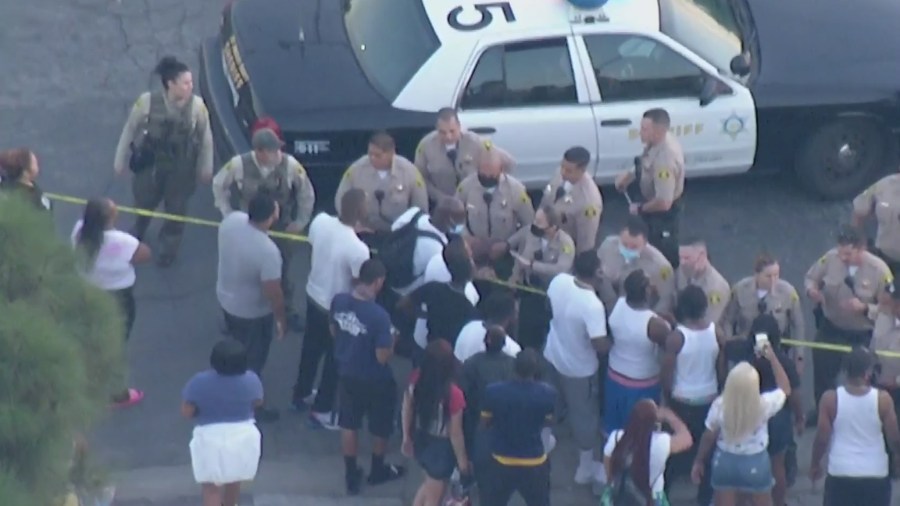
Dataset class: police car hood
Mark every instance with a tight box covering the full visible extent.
[747,0,900,109]
[230,0,393,130]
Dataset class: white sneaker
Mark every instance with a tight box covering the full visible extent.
[574,462,595,485]
[310,411,340,431]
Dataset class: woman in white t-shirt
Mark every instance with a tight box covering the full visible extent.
[72,198,152,407]
[601,399,693,506]
[691,350,791,506]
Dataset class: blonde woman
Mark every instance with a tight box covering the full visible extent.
[691,351,791,506]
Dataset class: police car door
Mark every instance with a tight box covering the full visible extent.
[572,29,757,182]
[454,29,600,188]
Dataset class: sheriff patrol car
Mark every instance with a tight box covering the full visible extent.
[199,0,900,200]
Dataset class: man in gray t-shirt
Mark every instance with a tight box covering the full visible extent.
[216,193,286,422]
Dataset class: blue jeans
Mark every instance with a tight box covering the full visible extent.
[711,449,774,493]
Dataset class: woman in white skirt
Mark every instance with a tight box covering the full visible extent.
[182,340,264,506]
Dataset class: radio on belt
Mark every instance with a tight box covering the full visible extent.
[566,0,610,23]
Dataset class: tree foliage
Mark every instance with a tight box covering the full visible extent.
[0,196,125,505]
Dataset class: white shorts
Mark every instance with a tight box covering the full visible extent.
[189,420,261,485]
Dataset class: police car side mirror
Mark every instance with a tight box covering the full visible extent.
[730,54,751,77]
[699,76,731,108]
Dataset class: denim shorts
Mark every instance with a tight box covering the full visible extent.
[710,448,774,493]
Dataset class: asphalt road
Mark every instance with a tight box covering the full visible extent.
[0,0,882,504]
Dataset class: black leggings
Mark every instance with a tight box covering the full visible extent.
[111,286,136,341]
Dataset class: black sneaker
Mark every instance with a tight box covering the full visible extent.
[346,466,363,495]
[254,406,280,423]
[288,312,305,332]
[368,463,406,485]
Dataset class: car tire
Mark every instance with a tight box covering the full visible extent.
[794,118,891,200]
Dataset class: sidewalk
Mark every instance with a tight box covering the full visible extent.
[110,427,860,506]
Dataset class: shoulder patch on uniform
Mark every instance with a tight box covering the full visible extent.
[457,183,464,193]
[790,289,799,303]
[562,243,574,255]
[708,292,721,306]
[482,140,493,151]
[520,191,530,205]
[885,273,894,285]
[818,253,829,264]
[584,205,598,218]
[133,94,147,111]
[342,166,354,181]
[660,265,672,281]
[415,171,425,188]
[657,169,671,180]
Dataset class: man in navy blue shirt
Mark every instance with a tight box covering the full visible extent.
[479,348,558,506]
[331,259,405,494]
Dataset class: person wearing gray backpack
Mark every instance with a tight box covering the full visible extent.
[601,399,693,506]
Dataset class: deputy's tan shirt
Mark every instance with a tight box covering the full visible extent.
[723,277,805,345]
[113,92,214,178]
[597,235,676,315]
[334,154,429,232]
[508,228,575,287]
[872,309,900,388]
[414,130,515,201]
[211,152,316,230]
[674,264,731,326]
[458,173,533,242]
[805,249,893,331]
[853,174,900,260]
[639,134,685,202]
[539,172,603,253]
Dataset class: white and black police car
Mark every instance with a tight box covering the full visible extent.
[199,0,900,199]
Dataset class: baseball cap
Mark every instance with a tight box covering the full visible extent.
[251,128,284,151]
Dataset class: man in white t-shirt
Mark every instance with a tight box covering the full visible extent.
[454,290,520,362]
[544,251,609,486]
[292,189,370,430]
[385,197,466,358]
[217,193,285,422]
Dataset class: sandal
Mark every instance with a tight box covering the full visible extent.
[112,388,144,408]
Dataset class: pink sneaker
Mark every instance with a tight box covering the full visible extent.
[112,388,144,408]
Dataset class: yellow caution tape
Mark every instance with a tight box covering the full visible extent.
[44,192,900,355]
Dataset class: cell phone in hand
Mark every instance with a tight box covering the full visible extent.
[754,333,769,355]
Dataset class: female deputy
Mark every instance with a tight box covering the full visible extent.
[0,147,52,213]
[113,55,213,267]
[72,197,152,407]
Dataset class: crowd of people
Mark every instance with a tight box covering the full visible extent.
[5,54,900,506]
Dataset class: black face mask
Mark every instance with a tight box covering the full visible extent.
[530,224,545,237]
[478,174,499,188]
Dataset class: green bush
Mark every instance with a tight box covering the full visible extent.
[0,195,125,505]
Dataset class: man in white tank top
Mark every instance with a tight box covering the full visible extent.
[660,285,721,506]
[811,346,900,506]
[605,269,671,433]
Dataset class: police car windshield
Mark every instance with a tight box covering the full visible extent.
[658,0,744,73]
[344,0,441,101]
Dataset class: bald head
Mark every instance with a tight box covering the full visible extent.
[432,196,466,233]
[477,147,503,179]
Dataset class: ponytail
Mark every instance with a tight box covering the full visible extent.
[77,199,110,266]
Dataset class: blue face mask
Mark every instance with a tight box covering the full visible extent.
[450,223,465,235]
[619,243,640,262]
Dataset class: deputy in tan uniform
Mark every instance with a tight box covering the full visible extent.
[457,147,533,279]
[724,253,805,366]
[805,225,893,408]
[539,146,603,253]
[675,237,731,327]
[597,215,676,315]
[334,131,428,247]
[211,128,316,327]
[614,108,685,268]
[113,56,213,267]
[873,279,900,409]
[508,205,575,289]
[414,107,515,202]
[852,171,900,274]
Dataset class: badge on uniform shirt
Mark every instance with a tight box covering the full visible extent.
[564,196,573,204]
[660,266,672,281]
[501,199,508,208]
[397,184,404,192]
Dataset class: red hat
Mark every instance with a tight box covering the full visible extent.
[251,117,283,141]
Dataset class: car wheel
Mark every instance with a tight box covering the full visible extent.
[795,118,890,200]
